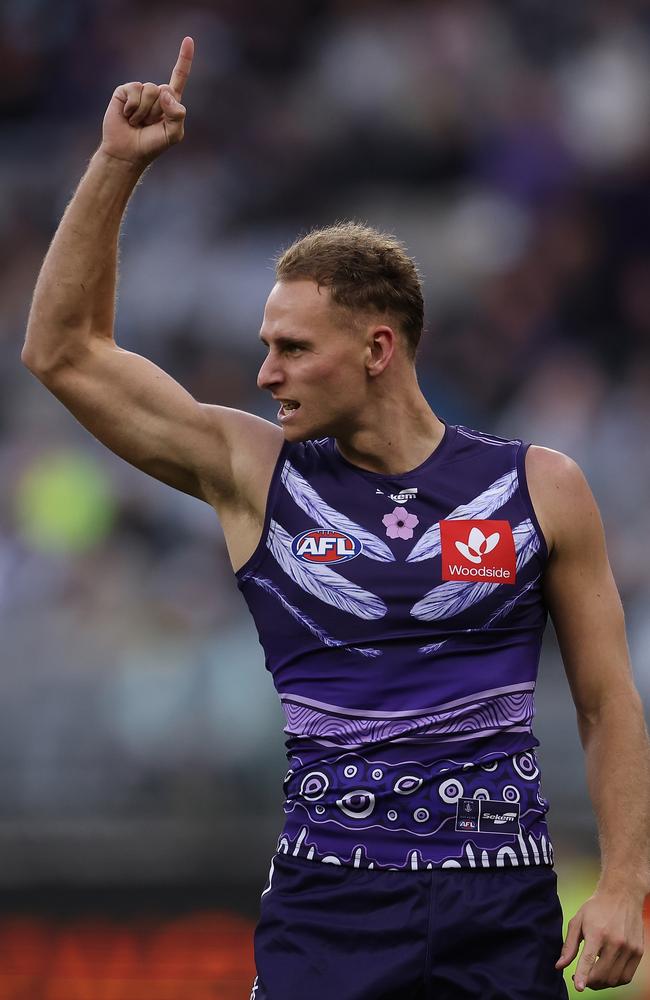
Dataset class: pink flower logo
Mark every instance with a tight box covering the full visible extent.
[382,506,419,540]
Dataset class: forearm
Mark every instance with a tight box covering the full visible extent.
[22,149,146,371]
[579,694,650,897]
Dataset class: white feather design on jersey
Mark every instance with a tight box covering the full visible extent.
[281,461,395,562]
[419,641,448,655]
[411,519,538,621]
[482,574,541,628]
[245,573,382,657]
[268,520,388,620]
[406,469,518,563]
[417,573,541,654]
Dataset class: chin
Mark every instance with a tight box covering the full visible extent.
[282,417,331,442]
[283,425,317,442]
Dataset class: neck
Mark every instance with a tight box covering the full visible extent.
[335,386,445,476]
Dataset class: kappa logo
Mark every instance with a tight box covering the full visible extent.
[375,487,418,505]
[291,528,363,564]
[440,519,517,585]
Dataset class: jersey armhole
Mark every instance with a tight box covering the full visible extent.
[235,439,292,581]
[516,441,549,564]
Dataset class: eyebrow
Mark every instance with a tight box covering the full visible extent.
[259,334,308,347]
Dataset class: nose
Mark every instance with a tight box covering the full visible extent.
[257,351,283,392]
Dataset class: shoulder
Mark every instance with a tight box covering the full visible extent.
[525,444,585,490]
[199,404,285,513]
[525,445,602,556]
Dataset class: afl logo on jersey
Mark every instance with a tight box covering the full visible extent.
[291,529,363,564]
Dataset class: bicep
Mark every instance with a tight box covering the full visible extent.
[537,452,638,722]
[27,338,278,505]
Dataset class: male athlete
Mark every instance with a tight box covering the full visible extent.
[21,36,650,999]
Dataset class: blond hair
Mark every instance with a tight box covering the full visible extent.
[275,222,424,359]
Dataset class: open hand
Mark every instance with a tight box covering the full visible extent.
[100,36,194,167]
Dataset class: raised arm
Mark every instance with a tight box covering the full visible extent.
[21,36,281,509]
[527,445,650,992]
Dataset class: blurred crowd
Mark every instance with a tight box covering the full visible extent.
[1,0,650,884]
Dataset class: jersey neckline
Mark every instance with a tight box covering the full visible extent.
[331,419,453,482]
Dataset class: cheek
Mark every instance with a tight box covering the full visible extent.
[322,374,354,403]
[307,359,363,411]
[324,359,360,386]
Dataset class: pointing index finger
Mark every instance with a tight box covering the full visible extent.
[169,36,194,99]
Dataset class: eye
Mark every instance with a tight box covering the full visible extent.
[284,344,304,354]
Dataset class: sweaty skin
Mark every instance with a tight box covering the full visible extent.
[21,34,650,993]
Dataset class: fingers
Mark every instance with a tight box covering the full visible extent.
[556,894,646,991]
[169,35,194,99]
[126,82,161,126]
[112,35,193,129]
[583,941,644,990]
[142,87,165,127]
[160,90,186,146]
[619,950,644,986]
[573,941,599,992]
[555,914,582,970]
[143,84,185,126]
[598,947,634,988]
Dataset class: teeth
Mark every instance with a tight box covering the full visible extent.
[283,401,299,410]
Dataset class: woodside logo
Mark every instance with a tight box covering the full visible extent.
[440,519,516,584]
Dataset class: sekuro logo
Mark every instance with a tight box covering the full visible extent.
[375,486,418,505]
[291,528,363,564]
[440,519,516,585]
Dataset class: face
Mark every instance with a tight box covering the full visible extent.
[257,280,370,441]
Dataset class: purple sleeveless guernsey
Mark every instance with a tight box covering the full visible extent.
[235,421,554,871]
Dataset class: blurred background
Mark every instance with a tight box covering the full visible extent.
[1,0,650,996]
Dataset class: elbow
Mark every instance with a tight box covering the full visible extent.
[21,321,54,375]
[21,326,94,378]
[21,347,45,376]
[21,346,55,379]
[21,348,76,383]
[21,346,40,373]
[576,685,647,744]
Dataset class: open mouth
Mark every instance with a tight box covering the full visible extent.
[278,400,301,421]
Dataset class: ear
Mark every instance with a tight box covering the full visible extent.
[366,325,396,377]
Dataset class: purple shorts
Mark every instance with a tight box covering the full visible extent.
[250,852,569,999]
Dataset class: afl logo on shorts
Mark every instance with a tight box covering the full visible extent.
[291,529,362,564]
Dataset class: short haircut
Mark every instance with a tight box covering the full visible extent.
[275,222,424,359]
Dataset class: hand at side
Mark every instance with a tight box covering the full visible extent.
[555,887,645,991]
